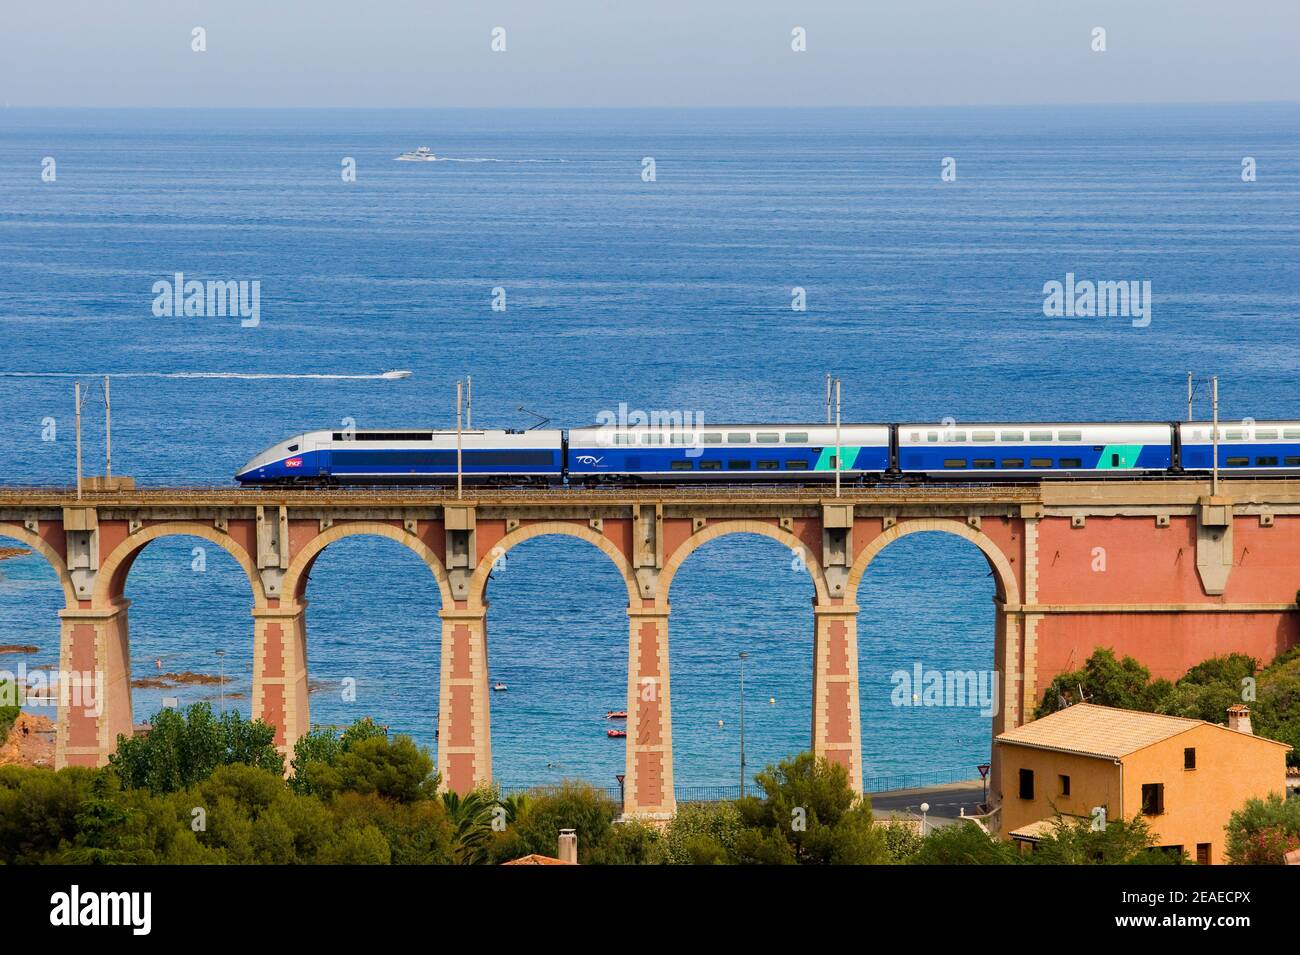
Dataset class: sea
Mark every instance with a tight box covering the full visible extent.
[0,104,1297,790]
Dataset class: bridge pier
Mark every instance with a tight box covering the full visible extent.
[56,598,132,768]
[438,604,492,793]
[625,602,675,818]
[812,601,862,793]
[252,601,310,761]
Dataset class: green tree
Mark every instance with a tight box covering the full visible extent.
[442,788,502,865]
[489,781,622,864]
[1028,813,1178,865]
[109,703,282,794]
[0,678,20,740]
[662,801,743,865]
[730,752,888,865]
[298,733,437,803]
[1225,793,1300,864]
[910,821,1018,865]
[1036,649,1172,718]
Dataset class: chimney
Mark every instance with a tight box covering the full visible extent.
[557,829,578,864]
[1227,704,1253,735]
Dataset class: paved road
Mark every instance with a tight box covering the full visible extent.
[867,780,988,824]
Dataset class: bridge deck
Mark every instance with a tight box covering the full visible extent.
[1,478,1299,509]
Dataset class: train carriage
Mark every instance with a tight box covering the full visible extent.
[896,421,1174,478]
[1178,420,1300,474]
[566,423,891,482]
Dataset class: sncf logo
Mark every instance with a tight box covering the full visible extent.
[285,458,303,468]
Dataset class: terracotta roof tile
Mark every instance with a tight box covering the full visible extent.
[995,703,1287,760]
[501,854,577,866]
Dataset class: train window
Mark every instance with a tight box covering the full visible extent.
[945,432,967,442]
[702,433,723,444]
[757,460,779,470]
[1226,430,1245,440]
[927,432,939,442]
[1256,429,1278,440]
[784,432,809,443]
[1111,453,1120,466]
[1226,457,1249,467]
[943,459,966,469]
[614,434,630,445]
[1058,430,1082,442]
[1256,456,1279,466]
[728,460,751,470]
[727,432,750,444]
[785,460,809,470]
[670,460,694,470]
[642,433,663,445]
[973,459,995,468]
[670,433,692,445]
[699,460,721,470]
[1029,431,1052,442]
[1286,457,1300,466]
[1000,431,1024,442]
[1030,458,1053,468]
[756,432,780,444]
[1002,458,1024,468]
[972,431,996,442]
[287,445,299,453]
[909,432,920,441]
[1060,458,1083,468]
[1284,429,1300,439]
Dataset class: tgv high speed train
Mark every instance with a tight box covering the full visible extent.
[234,419,1300,485]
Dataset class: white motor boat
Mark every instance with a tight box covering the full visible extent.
[396,146,438,161]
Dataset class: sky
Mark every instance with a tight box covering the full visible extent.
[1,0,1298,108]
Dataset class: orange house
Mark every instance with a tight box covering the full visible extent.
[994,703,1290,864]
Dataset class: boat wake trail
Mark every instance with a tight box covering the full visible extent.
[430,157,568,163]
[0,370,412,380]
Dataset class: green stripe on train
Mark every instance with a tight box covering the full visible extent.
[814,447,861,471]
[1095,444,1144,469]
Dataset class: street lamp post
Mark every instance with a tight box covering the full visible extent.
[738,651,749,798]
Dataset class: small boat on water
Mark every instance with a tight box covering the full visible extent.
[605,710,627,720]
[396,146,438,162]
[606,729,626,738]
[492,682,508,692]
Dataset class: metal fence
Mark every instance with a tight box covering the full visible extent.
[496,768,978,806]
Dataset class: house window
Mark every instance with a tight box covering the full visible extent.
[1018,768,1034,800]
[1059,774,1070,796]
[1141,783,1164,816]
[1184,747,1196,770]
[1196,843,1211,865]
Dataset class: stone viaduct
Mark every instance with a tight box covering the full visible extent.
[0,480,1296,818]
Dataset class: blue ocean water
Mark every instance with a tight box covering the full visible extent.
[0,105,1297,788]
